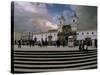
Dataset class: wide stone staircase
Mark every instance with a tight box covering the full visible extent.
[12,49,97,73]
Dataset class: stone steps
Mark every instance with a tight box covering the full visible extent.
[12,50,97,73]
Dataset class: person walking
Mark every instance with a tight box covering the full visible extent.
[56,39,60,47]
[84,40,88,52]
[95,39,97,48]
[82,40,84,51]
[79,43,82,51]
[32,40,34,47]
[62,40,65,47]
[18,40,21,48]
[45,39,48,47]
[29,40,32,47]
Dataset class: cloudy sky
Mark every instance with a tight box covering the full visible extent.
[13,1,97,32]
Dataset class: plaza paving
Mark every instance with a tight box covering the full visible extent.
[14,45,97,51]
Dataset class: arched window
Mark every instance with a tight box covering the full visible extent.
[82,32,84,35]
[87,32,89,34]
[73,19,75,22]
[92,32,94,34]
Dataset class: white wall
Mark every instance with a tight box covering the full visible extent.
[77,30,97,40]
[33,32,58,41]
[14,32,22,40]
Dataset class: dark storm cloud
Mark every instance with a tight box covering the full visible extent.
[71,5,97,30]
[13,1,97,32]
[14,1,57,32]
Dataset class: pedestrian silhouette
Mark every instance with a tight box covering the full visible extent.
[18,40,21,48]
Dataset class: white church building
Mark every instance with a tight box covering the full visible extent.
[14,14,97,47]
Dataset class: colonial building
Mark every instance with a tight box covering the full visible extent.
[77,30,97,47]
[14,14,97,47]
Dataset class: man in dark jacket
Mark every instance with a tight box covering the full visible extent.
[18,40,21,48]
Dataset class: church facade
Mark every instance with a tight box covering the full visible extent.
[14,14,97,47]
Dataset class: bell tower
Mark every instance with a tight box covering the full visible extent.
[71,13,79,31]
[58,15,65,32]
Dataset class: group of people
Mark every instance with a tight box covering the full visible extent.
[15,39,97,52]
[16,39,66,48]
[79,40,88,52]
[16,39,48,48]
[56,40,66,47]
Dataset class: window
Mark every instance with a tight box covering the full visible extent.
[82,32,84,35]
[87,32,89,34]
[92,32,94,34]
[54,33,56,36]
[73,19,75,22]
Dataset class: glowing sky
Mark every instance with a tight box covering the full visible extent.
[12,1,97,32]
